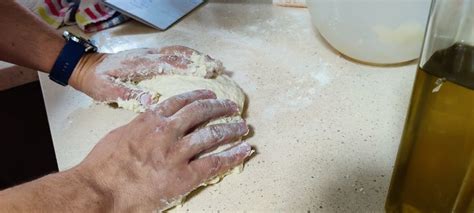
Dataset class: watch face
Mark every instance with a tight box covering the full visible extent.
[62,31,98,53]
[71,36,80,43]
[85,44,98,53]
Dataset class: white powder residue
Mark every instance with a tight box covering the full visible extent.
[116,98,144,112]
[310,59,332,86]
[263,106,277,120]
[311,71,331,86]
[188,52,224,78]
[215,142,251,158]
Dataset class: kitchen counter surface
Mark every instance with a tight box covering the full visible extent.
[39,2,417,212]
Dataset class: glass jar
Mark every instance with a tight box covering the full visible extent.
[385,0,474,212]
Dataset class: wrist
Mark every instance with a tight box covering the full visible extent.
[49,31,98,86]
[0,168,110,212]
[69,53,106,91]
[59,167,112,211]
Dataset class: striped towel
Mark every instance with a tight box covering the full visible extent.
[34,0,129,32]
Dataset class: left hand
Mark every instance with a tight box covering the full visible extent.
[69,46,223,105]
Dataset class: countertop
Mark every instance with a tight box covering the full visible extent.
[39,2,417,212]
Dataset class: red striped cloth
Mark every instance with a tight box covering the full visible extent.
[34,0,129,32]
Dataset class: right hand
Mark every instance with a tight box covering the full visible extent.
[71,90,251,212]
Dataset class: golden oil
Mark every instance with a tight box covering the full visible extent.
[386,43,474,212]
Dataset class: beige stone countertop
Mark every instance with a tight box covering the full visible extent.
[39,1,417,212]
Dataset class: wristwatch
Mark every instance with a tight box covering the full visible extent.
[49,31,98,86]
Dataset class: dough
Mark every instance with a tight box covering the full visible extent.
[115,52,243,113]
[114,57,249,211]
[118,75,245,113]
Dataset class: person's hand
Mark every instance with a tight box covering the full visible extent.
[72,90,252,211]
[69,46,223,106]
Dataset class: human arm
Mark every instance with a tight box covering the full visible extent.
[0,0,223,105]
[0,0,64,73]
[0,90,251,212]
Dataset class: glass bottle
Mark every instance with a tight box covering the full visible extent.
[385,0,474,212]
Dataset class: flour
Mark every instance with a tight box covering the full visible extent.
[188,52,224,78]
[95,49,224,85]
[109,50,238,113]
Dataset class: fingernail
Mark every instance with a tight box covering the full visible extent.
[225,99,239,112]
[140,93,152,105]
[239,122,249,136]
[237,142,251,153]
[197,89,216,98]
[239,142,252,157]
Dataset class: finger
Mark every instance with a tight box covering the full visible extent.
[177,122,249,160]
[106,55,171,82]
[159,55,192,69]
[107,68,157,82]
[158,45,222,75]
[121,48,161,55]
[107,55,192,82]
[104,81,155,107]
[169,99,240,136]
[158,54,223,78]
[159,45,220,65]
[159,45,198,57]
[189,142,252,184]
[154,90,217,117]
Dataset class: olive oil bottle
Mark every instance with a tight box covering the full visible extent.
[385,0,474,212]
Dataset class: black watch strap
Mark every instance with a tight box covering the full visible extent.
[49,31,97,86]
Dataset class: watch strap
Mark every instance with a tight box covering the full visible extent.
[49,39,86,86]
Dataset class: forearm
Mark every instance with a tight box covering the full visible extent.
[0,0,64,73]
[0,169,108,212]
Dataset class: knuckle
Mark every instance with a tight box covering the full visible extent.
[163,147,173,159]
[172,94,188,105]
[156,120,174,133]
[148,105,162,115]
[147,110,165,122]
[151,148,169,166]
[134,112,150,123]
[209,157,223,173]
[208,125,225,142]
[155,99,170,111]
[192,99,212,111]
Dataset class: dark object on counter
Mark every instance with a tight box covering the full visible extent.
[0,81,58,190]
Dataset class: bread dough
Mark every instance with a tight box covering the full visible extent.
[113,60,249,211]
[115,52,242,113]
[118,75,245,113]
